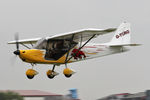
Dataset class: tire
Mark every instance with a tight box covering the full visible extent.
[64,74,72,78]
[47,74,55,79]
[27,75,34,79]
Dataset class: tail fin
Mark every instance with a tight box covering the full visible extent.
[109,22,131,45]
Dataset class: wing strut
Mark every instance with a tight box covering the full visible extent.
[20,43,31,49]
[80,34,82,47]
[30,42,33,47]
[66,34,96,63]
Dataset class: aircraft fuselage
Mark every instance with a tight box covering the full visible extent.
[18,43,129,65]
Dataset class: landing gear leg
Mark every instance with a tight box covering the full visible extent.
[47,65,59,79]
[52,65,55,72]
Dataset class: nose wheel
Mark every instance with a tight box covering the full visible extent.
[26,69,38,79]
[27,74,34,79]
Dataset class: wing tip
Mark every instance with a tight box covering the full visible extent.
[7,41,15,44]
[105,28,117,32]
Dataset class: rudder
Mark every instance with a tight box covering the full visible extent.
[109,22,131,45]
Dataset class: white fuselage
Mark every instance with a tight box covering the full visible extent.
[71,43,129,62]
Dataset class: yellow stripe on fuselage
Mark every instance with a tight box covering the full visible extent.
[19,49,72,64]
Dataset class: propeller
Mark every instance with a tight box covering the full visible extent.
[13,33,20,55]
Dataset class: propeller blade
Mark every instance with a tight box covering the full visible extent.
[15,33,19,50]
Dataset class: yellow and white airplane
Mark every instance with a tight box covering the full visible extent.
[8,22,140,79]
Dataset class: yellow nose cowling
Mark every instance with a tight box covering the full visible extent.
[19,49,45,63]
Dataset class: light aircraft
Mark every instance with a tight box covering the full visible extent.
[8,22,140,79]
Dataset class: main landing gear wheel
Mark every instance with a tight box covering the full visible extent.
[63,68,75,78]
[46,70,59,79]
[26,69,38,79]
[64,74,72,78]
[46,65,59,79]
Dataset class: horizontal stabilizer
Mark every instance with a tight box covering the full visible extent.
[109,44,141,47]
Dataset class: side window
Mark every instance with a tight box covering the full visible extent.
[44,40,77,60]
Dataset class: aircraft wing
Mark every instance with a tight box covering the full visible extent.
[46,28,116,42]
[8,38,41,44]
[8,28,116,45]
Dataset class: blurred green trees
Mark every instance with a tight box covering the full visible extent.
[0,91,23,100]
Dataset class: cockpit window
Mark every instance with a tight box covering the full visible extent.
[44,39,77,60]
[34,38,77,60]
